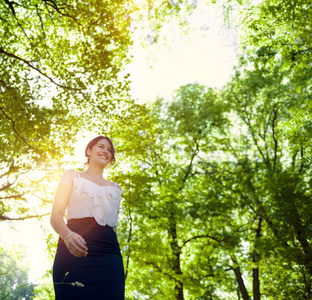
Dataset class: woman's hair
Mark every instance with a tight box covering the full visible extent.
[85,136,116,167]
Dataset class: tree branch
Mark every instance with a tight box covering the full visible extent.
[0,48,83,91]
[0,193,28,201]
[42,0,79,24]
[179,139,199,192]
[182,234,222,247]
[0,213,49,221]
[3,0,20,18]
[271,103,279,170]
[230,254,250,300]
[181,224,248,249]
[0,105,33,148]
[35,4,47,40]
[31,193,52,204]
[245,115,271,170]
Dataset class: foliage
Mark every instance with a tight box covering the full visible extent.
[0,0,132,220]
[0,0,203,221]
[113,73,311,299]
[131,0,196,47]
[1,0,312,299]
[0,244,35,300]
[222,47,312,298]
[111,83,235,299]
[239,0,312,140]
[110,68,312,299]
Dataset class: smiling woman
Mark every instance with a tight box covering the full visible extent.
[50,136,124,300]
[84,136,116,168]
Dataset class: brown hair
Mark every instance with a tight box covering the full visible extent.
[85,136,116,167]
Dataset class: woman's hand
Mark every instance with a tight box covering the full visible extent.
[64,232,88,257]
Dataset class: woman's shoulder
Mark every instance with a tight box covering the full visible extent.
[105,179,122,191]
[59,169,76,185]
[114,183,122,191]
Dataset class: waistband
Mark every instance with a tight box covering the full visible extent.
[67,217,103,226]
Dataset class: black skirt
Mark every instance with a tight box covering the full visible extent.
[52,218,125,300]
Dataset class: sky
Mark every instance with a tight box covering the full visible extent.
[0,1,239,285]
[0,218,50,283]
[127,2,239,102]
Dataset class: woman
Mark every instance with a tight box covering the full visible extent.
[51,136,125,299]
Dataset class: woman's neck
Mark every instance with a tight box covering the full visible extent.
[84,164,104,179]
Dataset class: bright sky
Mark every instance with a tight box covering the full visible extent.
[0,218,50,283]
[127,2,238,102]
[0,1,239,286]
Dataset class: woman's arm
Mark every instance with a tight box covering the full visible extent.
[50,169,88,257]
[50,169,74,239]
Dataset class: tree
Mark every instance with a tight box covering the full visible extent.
[112,83,233,299]
[0,0,208,222]
[111,79,311,299]
[0,0,132,220]
[112,1,312,298]
[0,244,35,300]
[221,46,312,298]
[3,0,312,298]
[239,0,312,143]
[232,2,312,294]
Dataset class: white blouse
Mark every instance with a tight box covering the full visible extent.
[65,171,122,227]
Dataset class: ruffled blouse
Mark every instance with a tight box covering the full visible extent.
[65,171,122,227]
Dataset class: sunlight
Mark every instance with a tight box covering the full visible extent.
[127,2,238,102]
[0,0,238,293]
[0,218,50,283]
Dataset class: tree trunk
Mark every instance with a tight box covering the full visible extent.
[168,207,184,300]
[253,217,262,300]
[231,255,250,300]
[253,268,260,300]
[233,266,250,300]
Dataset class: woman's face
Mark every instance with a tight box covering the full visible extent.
[87,138,113,167]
